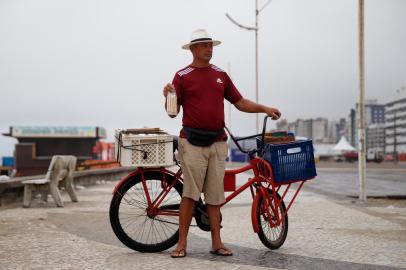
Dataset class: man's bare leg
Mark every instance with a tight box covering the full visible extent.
[206,204,232,255]
[171,197,195,257]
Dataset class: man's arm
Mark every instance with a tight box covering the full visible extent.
[234,98,281,120]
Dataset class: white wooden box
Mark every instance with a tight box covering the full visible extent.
[115,129,174,167]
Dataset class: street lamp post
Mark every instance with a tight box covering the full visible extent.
[358,0,367,201]
[226,0,273,134]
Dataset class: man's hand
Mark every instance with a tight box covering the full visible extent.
[163,83,175,97]
[265,107,281,120]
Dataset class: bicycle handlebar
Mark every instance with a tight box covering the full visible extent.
[225,116,271,155]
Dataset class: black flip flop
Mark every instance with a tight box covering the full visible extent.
[170,249,187,258]
[210,247,233,256]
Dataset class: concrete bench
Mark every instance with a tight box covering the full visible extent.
[22,155,78,208]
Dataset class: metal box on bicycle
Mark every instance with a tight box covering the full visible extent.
[115,129,174,167]
[257,139,317,184]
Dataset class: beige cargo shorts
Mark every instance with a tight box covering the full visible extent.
[178,138,228,205]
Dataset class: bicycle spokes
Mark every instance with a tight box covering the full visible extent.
[261,194,283,228]
[114,178,181,247]
[257,192,287,249]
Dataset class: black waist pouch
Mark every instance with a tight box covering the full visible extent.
[183,127,224,147]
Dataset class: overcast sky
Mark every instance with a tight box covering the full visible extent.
[1,0,405,157]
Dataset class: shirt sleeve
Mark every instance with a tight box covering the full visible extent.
[224,73,243,104]
[171,73,183,105]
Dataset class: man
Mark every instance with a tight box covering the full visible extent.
[163,29,281,258]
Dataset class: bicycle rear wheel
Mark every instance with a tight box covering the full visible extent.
[109,171,183,252]
[256,190,288,249]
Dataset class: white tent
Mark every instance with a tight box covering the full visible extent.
[333,136,356,152]
[313,143,336,158]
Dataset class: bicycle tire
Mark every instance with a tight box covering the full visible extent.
[194,203,223,232]
[256,190,288,249]
[109,171,183,252]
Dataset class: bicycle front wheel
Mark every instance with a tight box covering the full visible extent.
[109,171,183,252]
[256,190,288,249]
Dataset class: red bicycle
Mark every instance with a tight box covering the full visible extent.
[109,116,317,252]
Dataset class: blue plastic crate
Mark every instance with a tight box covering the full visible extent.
[2,156,14,167]
[257,139,317,183]
[230,149,249,162]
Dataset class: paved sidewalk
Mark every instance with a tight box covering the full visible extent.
[0,173,405,269]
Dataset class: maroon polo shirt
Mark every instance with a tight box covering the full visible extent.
[172,64,243,140]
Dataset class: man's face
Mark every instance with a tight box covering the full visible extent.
[190,42,213,62]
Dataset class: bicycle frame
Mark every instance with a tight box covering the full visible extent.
[112,154,306,233]
[112,117,309,233]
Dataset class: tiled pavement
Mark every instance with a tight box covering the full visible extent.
[0,172,405,270]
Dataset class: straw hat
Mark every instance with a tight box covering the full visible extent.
[182,29,221,50]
